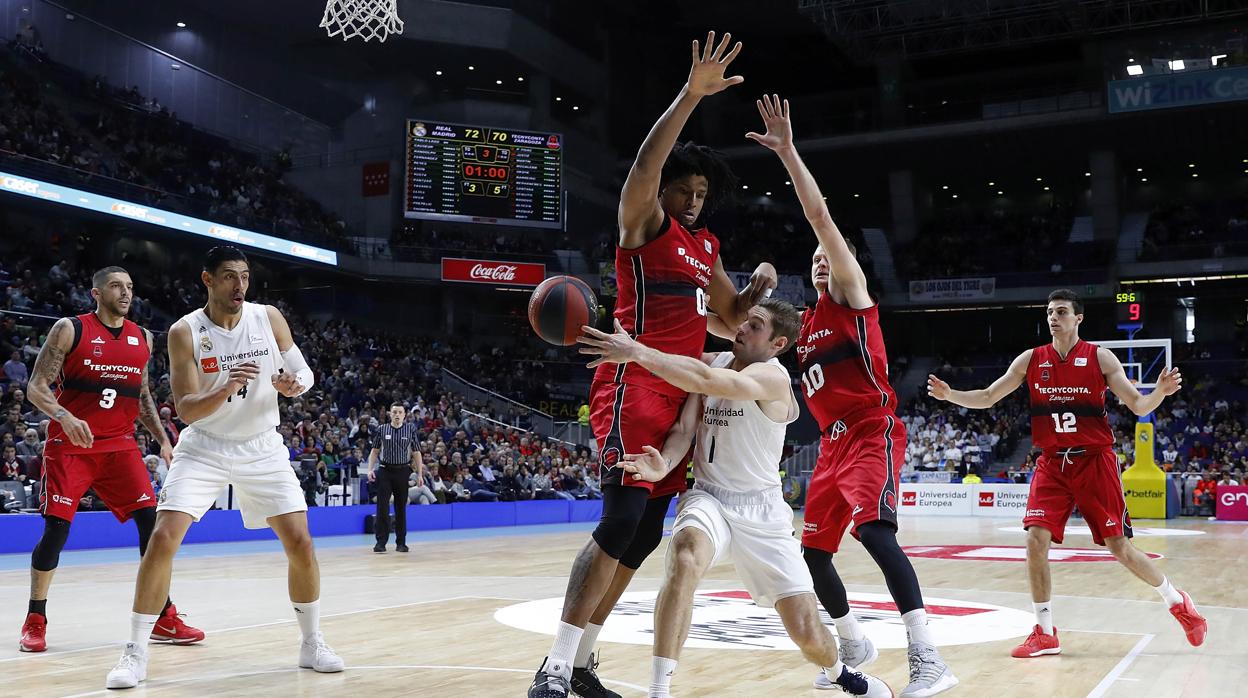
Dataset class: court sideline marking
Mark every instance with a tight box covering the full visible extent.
[1085,633,1155,698]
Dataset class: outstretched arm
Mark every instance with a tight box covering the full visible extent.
[619,31,744,249]
[928,350,1032,409]
[578,321,790,403]
[746,95,870,309]
[1100,348,1181,416]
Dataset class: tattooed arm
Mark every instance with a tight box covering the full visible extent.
[28,318,94,448]
[139,329,174,463]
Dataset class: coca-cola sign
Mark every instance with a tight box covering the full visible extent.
[441,257,545,286]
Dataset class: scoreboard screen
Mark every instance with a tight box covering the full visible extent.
[1115,290,1145,326]
[404,119,563,229]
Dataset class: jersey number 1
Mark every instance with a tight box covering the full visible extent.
[1051,412,1077,433]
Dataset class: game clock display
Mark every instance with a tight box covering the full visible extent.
[1115,290,1145,326]
[404,119,563,229]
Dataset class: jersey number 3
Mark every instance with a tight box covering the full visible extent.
[801,364,825,398]
[98,388,117,409]
[1051,412,1077,433]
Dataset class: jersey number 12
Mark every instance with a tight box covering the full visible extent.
[1051,412,1077,433]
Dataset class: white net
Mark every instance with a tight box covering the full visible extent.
[321,0,404,43]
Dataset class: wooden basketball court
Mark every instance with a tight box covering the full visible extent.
[2,514,1242,697]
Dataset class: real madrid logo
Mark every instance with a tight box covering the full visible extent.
[200,335,213,352]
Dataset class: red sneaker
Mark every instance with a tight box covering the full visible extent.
[19,613,46,652]
[1011,625,1060,658]
[150,604,205,645]
[1168,591,1207,647]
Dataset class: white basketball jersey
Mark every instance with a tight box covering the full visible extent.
[693,353,798,492]
[179,302,282,439]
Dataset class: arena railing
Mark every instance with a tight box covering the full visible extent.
[439,368,593,448]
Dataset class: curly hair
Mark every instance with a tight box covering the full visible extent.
[659,141,739,228]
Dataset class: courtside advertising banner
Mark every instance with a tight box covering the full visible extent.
[1216,485,1248,521]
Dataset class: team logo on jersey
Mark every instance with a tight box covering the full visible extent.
[601,447,621,470]
[200,335,213,352]
[93,346,103,357]
[884,491,897,512]
[198,325,208,333]
[1074,357,1088,366]
[157,488,168,504]
[704,240,713,254]
[200,357,220,373]
[127,335,140,346]
[1041,370,1051,382]
[137,493,151,503]
[91,336,105,344]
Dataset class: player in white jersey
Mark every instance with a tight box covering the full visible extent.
[106,246,343,689]
[578,299,891,698]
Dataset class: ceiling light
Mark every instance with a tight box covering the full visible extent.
[572,105,579,111]
[1192,173,1199,178]
[1188,163,1195,168]
[1141,178,1148,183]
[853,193,860,198]
[1084,172,1091,177]
[1136,167,1143,172]
[941,185,948,190]
[997,191,1004,195]
[1043,186,1050,191]
[434,70,442,76]
[1127,64,1144,76]
[988,181,995,186]
[1035,177,1043,182]
[742,185,748,190]
[766,191,772,196]
[1169,59,1185,71]
[495,79,502,85]
[555,97,562,102]
[785,180,791,186]
[517,77,525,82]
[951,194,958,199]
[176,21,186,28]
[468,65,475,71]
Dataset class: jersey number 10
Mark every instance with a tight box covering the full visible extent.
[801,364,825,398]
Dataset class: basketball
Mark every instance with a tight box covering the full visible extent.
[528,275,598,346]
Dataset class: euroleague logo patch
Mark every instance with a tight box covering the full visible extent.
[495,590,1034,650]
[903,544,1162,563]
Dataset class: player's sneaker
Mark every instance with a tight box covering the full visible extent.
[150,604,205,645]
[373,542,386,553]
[298,631,345,672]
[1011,625,1061,658]
[900,642,958,697]
[815,635,879,688]
[19,612,46,652]
[821,665,894,697]
[570,651,621,698]
[105,642,148,689]
[528,657,572,697]
[1168,591,1207,647]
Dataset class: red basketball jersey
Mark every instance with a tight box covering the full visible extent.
[595,215,720,397]
[796,294,897,431]
[1026,339,1114,450]
[47,312,149,454]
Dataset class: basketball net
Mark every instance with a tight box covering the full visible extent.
[321,0,404,43]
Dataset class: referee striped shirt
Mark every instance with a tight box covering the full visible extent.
[372,422,419,466]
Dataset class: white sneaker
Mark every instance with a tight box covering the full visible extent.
[298,632,344,673]
[817,665,894,697]
[814,635,880,688]
[105,642,148,689]
[900,642,958,697]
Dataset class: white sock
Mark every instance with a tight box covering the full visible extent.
[129,612,158,650]
[902,609,934,646]
[542,621,583,680]
[575,622,603,668]
[649,656,677,697]
[293,600,320,640]
[824,660,847,684]
[833,611,865,641]
[1153,577,1184,606]
[1033,601,1054,635]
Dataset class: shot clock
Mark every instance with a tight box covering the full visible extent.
[1115,289,1145,327]
[404,119,563,229]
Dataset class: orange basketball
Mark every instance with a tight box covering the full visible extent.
[528,275,598,346]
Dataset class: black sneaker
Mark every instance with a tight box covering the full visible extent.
[571,652,621,698]
[396,544,410,553]
[528,657,571,697]
[373,542,386,553]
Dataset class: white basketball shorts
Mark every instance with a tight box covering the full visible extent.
[671,481,814,608]
[158,427,307,529]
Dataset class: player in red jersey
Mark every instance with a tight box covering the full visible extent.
[19,266,202,653]
[747,95,957,697]
[927,289,1207,658]
[529,32,776,698]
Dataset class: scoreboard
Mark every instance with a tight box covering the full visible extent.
[403,119,563,229]
[1115,289,1145,326]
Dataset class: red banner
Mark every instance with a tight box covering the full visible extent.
[440,257,545,286]
[362,162,389,197]
[1217,485,1248,521]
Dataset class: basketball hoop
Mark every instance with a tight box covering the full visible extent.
[321,0,403,43]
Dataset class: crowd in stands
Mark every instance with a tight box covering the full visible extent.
[1140,199,1248,262]
[1,37,353,253]
[388,221,562,263]
[898,376,1029,477]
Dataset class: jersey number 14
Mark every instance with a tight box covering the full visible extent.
[227,386,249,403]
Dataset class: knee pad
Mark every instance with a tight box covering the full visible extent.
[592,486,649,559]
[618,494,672,569]
[31,517,72,572]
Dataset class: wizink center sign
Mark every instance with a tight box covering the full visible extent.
[1108,66,1248,114]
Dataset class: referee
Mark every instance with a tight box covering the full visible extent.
[367,402,423,553]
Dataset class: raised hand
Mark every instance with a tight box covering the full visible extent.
[927,374,951,401]
[745,93,793,152]
[1155,367,1183,396]
[686,31,744,98]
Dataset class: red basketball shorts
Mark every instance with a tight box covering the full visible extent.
[802,409,906,553]
[41,445,155,523]
[1023,447,1132,546]
[590,380,687,498]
